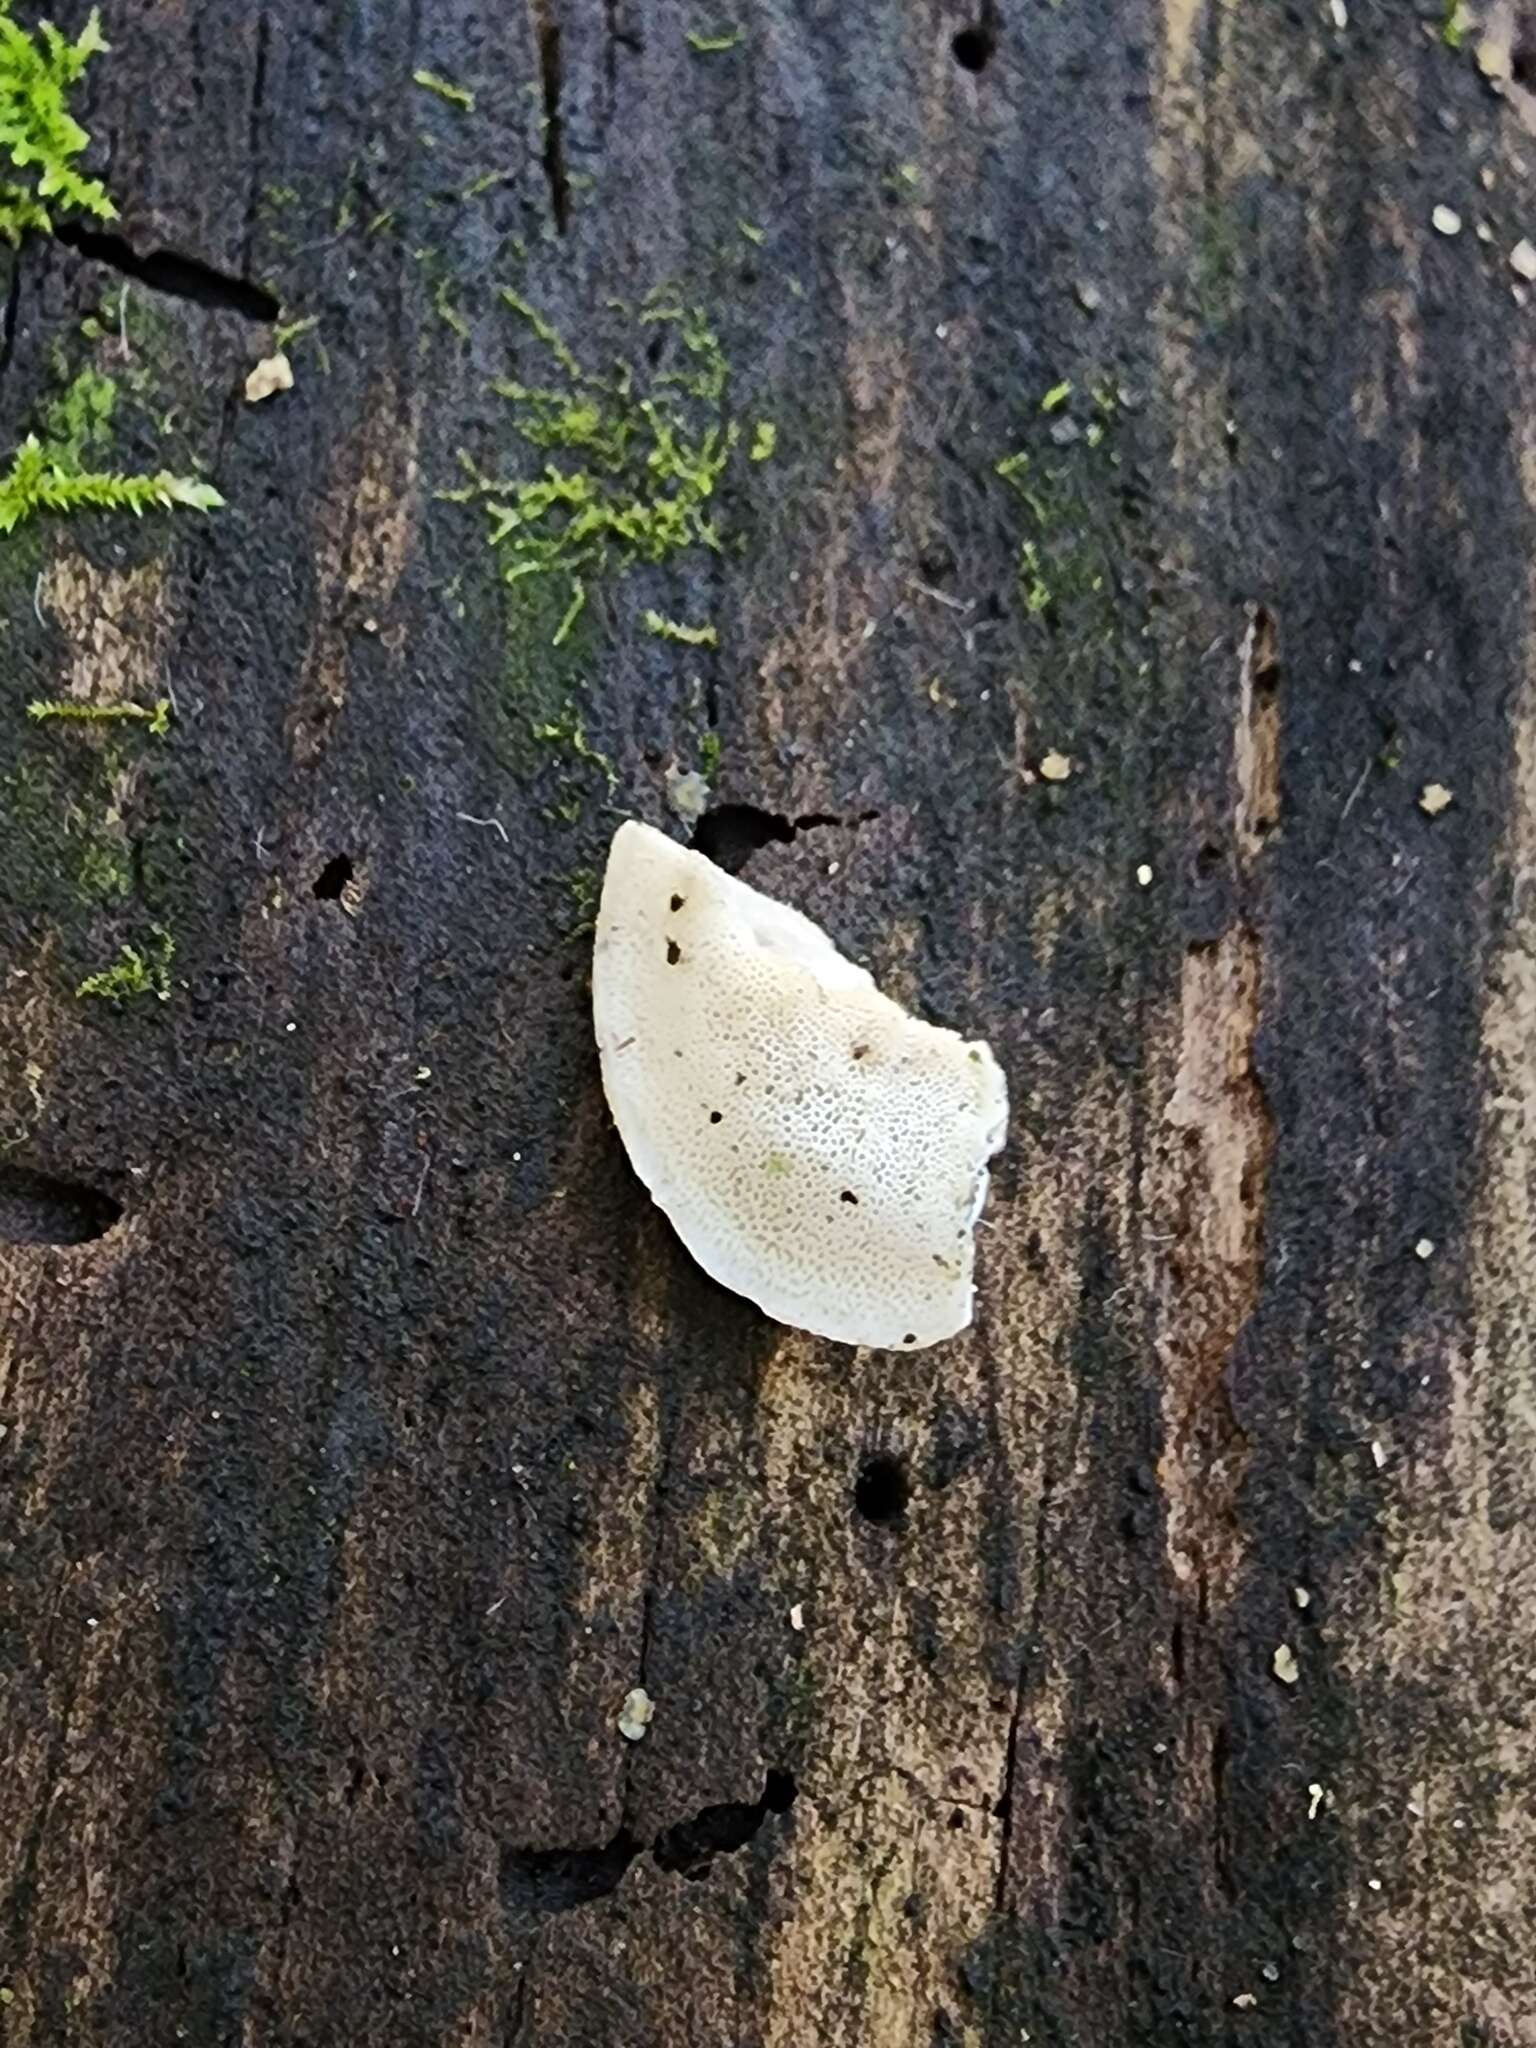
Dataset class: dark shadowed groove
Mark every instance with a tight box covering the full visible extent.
[501,1771,797,1919]
[529,0,570,233]
[52,223,279,321]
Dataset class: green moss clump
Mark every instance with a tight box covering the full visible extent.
[412,67,474,111]
[563,865,600,937]
[448,287,741,641]
[531,711,615,788]
[0,435,222,532]
[28,696,170,733]
[75,925,174,1003]
[643,609,717,647]
[1,366,222,535]
[0,2,114,243]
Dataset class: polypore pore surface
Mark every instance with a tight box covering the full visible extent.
[592,820,1008,1349]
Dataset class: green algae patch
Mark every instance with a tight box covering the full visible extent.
[995,382,1125,630]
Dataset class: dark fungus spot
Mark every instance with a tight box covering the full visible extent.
[313,853,354,900]
[952,20,997,72]
[670,893,686,912]
[854,1452,911,1524]
[840,1189,859,1205]
[666,938,682,965]
[709,1110,723,1124]
[852,1043,869,1061]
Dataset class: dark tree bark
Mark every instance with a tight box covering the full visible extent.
[4,1,1536,2043]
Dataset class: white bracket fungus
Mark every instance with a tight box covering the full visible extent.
[592,821,1008,1349]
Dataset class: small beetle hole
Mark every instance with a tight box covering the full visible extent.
[666,938,682,964]
[840,1189,859,1204]
[313,853,354,900]
[854,1452,910,1524]
[952,21,996,72]
[709,1110,723,1124]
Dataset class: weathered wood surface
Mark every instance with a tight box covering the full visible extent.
[5,1,1536,2042]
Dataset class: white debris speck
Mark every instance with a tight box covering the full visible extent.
[1328,0,1347,26]
[1366,1876,1382,1892]
[1371,1439,1388,1470]
[1294,1585,1311,1609]
[1136,863,1153,887]
[1432,205,1463,238]
[1512,239,1536,282]
[1419,782,1454,816]
[1414,1236,1435,1260]
[1273,1643,1300,1685]
[617,1687,654,1742]
[244,351,294,403]
[1232,1992,1258,2010]
[789,1602,805,1632]
[1307,1782,1325,1819]
[1039,751,1071,783]
[664,766,711,825]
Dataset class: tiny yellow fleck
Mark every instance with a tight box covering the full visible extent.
[1039,751,1071,782]
[1272,1643,1299,1685]
[1419,782,1453,816]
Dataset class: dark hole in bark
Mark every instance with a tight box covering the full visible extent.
[313,854,354,900]
[0,1165,122,1247]
[952,20,997,71]
[855,1452,910,1524]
